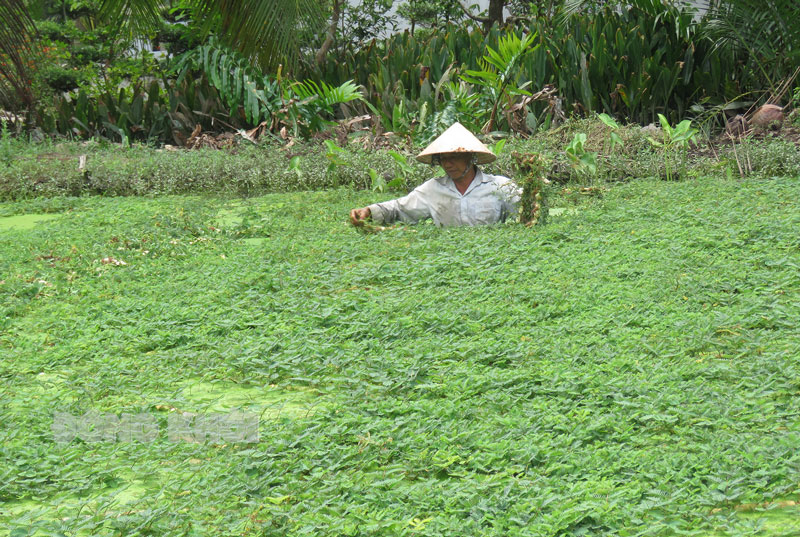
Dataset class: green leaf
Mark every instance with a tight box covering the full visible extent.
[598,113,619,129]
[657,113,672,135]
[646,136,663,147]
[369,168,385,192]
[387,177,404,190]
[609,131,623,151]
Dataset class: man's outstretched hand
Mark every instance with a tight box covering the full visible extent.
[349,207,371,227]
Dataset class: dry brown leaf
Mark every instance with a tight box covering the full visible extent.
[101,257,127,266]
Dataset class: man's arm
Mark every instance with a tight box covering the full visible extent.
[351,187,433,227]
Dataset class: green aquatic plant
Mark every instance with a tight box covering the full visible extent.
[2,178,800,534]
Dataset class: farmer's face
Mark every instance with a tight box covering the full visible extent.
[437,153,473,179]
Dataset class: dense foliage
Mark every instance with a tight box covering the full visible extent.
[316,0,799,135]
[1,0,798,145]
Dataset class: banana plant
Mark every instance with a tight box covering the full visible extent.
[368,168,385,192]
[368,167,403,193]
[488,138,507,156]
[387,150,414,188]
[324,140,348,185]
[287,156,303,180]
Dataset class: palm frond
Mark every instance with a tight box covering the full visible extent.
[98,0,163,39]
[703,0,800,91]
[97,0,326,73]
[0,0,38,111]
[175,39,280,125]
[293,79,364,107]
[192,0,326,72]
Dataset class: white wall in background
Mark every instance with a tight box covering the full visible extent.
[349,0,708,38]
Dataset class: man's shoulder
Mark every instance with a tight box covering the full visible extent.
[479,170,516,187]
[420,175,450,191]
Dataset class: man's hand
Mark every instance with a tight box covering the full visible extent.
[349,207,371,227]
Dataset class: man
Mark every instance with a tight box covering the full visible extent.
[349,122,519,228]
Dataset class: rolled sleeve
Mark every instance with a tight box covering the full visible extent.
[367,188,432,225]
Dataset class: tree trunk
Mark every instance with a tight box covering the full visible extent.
[315,0,340,67]
[485,0,505,31]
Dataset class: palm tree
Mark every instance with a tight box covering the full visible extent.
[700,0,800,94]
[0,0,38,114]
[98,0,326,72]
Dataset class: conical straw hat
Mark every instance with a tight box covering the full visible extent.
[416,122,496,164]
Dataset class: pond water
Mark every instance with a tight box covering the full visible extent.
[0,213,60,231]
[178,378,324,418]
[1,378,326,528]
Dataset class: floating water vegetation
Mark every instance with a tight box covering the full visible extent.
[0,213,60,231]
[1,177,799,535]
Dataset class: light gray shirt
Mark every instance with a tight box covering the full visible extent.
[367,169,520,227]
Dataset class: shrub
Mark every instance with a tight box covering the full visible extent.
[69,44,105,66]
[155,22,199,55]
[723,137,800,178]
[38,65,83,92]
[0,141,431,200]
[488,118,665,184]
[35,20,75,42]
